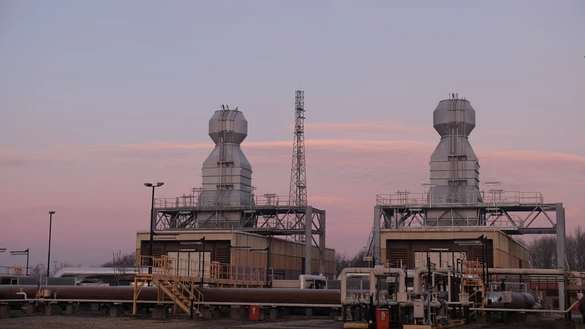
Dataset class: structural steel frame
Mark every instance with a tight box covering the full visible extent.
[152,195,326,276]
[370,190,567,311]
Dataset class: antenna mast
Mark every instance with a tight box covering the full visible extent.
[289,90,307,207]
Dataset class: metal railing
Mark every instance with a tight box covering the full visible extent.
[0,265,28,276]
[154,193,294,210]
[137,256,271,287]
[376,191,544,207]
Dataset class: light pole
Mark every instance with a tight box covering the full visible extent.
[199,237,206,286]
[144,182,164,277]
[47,211,55,279]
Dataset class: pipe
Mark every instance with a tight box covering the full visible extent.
[414,267,583,295]
[0,286,341,305]
[0,298,341,308]
[447,269,452,302]
[299,274,326,289]
[53,267,148,278]
[340,267,405,305]
[470,301,579,314]
[16,291,27,300]
[340,268,376,306]
[414,267,451,293]
[486,268,583,277]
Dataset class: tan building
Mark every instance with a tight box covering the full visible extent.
[381,227,529,269]
[136,230,336,282]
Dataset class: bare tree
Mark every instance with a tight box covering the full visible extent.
[29,264,45,279]
[102,251,136,267]
[335,252,352,277]
[50,261,80,276]
[567,226,585,270]
[335,248,373,276]
[528,236,557,269]
[527,226,585,270]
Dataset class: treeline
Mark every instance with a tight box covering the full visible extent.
[25,251,137,279]
[527,226,585,270]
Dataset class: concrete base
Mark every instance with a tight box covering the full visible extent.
[554,318,569,329]
[65,303,77,315]
[109,305,125,317]
[230,306,246,320]
[201,307,213,320]
[45,304,62,316]
[526,313,538,323]
[99,305,109,316]
[151,306,168,319]
[22,303,35,314]
[506,312,527,324]
[270,308,279,320]
[329,309,342,319]
[0,303,9,319]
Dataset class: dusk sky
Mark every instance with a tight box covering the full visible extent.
[1,0,584,269]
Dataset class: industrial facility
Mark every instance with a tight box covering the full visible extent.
[135,93,335,285]
[341,94,584,328]
[1,92,584,329]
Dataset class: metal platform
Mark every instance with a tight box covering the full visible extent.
[151,193,326,276]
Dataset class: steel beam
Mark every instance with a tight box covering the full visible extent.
[373,207,381,262]
[556,203,566,312]
[304,206,312,275]
[319,211,326,275]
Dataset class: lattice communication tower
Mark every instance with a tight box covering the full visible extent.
[289,90,307,207]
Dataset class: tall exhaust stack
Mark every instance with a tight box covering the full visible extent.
[428,94,482,224]
[197,105,253,227]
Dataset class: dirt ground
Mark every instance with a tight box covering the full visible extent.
[0,315,343,329]
[1,315,582,329]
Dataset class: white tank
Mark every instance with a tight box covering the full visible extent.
[484,291,536,309]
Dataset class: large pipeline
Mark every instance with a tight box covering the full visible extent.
[0,285,341,305]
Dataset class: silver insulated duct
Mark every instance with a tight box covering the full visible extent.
[197,105,254,227]
[427,94,482,225]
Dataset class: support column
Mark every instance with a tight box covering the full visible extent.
[373,207,381,262]
[319,211,326,275]
[305,206,313,275]
[555,203,566,312]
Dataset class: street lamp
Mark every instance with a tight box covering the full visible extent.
[11,249,30,276]
[47,211,55,279]
[144,182,164,277]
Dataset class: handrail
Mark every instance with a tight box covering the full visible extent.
[153,193,296,210]
[376,190,545,207]
[137,256,270,286]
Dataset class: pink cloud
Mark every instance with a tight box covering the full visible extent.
[305,122,433,136]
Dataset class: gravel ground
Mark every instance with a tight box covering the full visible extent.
[0,315,344,329]
[2,315,582,329]
[1,315,256,329]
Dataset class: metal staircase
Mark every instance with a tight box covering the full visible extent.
[462,260,485,317]
[133,255,204,318]
[153,277,204,317]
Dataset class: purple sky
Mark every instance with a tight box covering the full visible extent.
[1,0,584,268]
